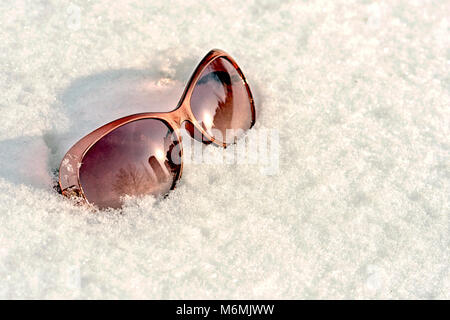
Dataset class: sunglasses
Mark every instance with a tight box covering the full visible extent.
[58,49,256,209]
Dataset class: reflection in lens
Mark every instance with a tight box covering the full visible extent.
[190,57,254,144]
[79,119,181,209]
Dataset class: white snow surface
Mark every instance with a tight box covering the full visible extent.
[0,0,449,299]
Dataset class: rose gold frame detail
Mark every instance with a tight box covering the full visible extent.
[58,49,256,204]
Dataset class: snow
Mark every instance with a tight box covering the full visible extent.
[0,0,449,299]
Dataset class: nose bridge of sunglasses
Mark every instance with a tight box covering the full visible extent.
[165,103,192,127]
[165,102,217,145]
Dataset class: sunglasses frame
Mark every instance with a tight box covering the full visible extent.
[58,49,256,202]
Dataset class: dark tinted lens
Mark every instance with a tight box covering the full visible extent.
[79,119,181,209]
[190,57,253,144]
